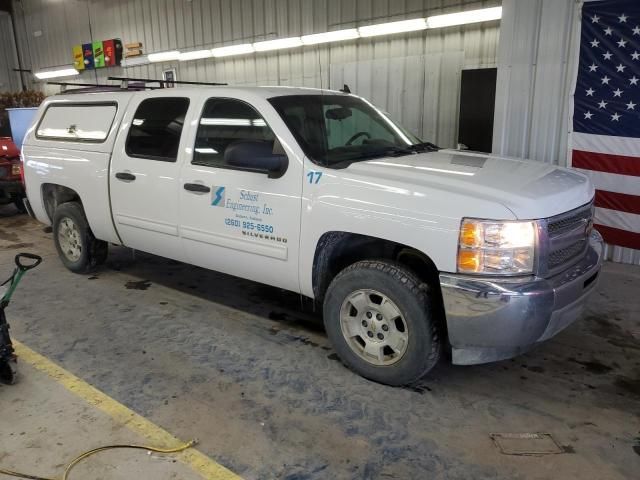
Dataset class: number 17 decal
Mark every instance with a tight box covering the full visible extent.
[307,171,323,184]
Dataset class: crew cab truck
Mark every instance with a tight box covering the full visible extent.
[22,87,603,386]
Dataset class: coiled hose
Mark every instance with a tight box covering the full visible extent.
[0,439,197,480]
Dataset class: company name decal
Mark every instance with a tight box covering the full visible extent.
[213,186,286,243]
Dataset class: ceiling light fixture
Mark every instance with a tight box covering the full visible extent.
[178,49,213,61]
[358,18,428,37]
[211,43,255,57]
[426,6,502,29]
[301,28,360,45]
[34,67,79,80]
[253,37,303,52]
[147,50,181,62]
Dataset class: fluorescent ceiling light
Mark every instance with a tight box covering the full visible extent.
[179,49,212,61]
[427,7,502,28]
[34,67,79,80]
[358,18,427,37]
[148,50,181,62]
[301,28,360,45]
[253,36,303,52]
[121,55,149,67]
[211,43,255,57]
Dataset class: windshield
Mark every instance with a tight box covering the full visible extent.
[268,94,431,168]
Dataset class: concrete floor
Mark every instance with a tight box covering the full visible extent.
[0,205,639,480]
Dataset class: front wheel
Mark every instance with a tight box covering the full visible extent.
[323,260,442,386]
[53,202,108,273]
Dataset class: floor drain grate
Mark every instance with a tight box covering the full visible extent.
[490,433,565,456]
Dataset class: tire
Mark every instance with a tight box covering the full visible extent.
[323,260,441,386]
[53,202,108,273]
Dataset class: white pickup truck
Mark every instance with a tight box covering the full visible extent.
[22,86,603,386]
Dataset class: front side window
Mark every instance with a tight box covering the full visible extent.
[193,98,277,168]
[126,97,189,161]
[268,94,427,168]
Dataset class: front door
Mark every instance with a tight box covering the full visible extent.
[110,95,193,260]
[178,96,303,292]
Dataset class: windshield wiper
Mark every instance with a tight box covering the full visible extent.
[407,141,440,152]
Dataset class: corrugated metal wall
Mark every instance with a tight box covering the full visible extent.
[0,12,22,92]
[9,0,500,146]
[493,0,640,265]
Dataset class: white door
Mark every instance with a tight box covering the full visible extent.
[178,96,303,292]
[110,95,193,260]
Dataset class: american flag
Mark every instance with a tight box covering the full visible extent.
[570,0,640,250]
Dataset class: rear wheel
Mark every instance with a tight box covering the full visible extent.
[53,202,108,273]
[323,260,441,386]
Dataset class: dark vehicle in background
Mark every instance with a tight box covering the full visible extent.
[0,137,25,212]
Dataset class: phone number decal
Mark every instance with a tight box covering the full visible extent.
[225,218,274,233]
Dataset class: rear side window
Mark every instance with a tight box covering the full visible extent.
[126,97,190,162]
[193,98,275,168]
[36,103,117,142]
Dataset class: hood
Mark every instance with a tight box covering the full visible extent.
[348,149,594,219]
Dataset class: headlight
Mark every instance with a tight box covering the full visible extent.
[457,219,536,275]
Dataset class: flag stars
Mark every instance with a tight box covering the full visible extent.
[584,111,594,120]
[603,51,613,60]
[627,101,636,110]
[598,100,608,109]
[588,63,598,72]
[586,88,595,96]
[591,39,600,48]
[616,64,626,73]
[611,112,621,121]
[591,14,600,23]
[633,26,640,36]
[618,14,628,23]
[613,88,623,97]
[604,27,613,36]
[630,76,639,86]
[617,38,627,48]
[631,51,640,60]
[601,75,611,85]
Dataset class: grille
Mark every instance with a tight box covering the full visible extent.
[545,201,594,273]
[548,240,587,270]
[0,166,7,178]
[547,208,592,237]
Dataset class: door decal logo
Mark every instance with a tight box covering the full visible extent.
[211,186,226,206]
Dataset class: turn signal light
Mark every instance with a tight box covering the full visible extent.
[457,250,481,273]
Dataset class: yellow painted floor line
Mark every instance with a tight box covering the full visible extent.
[13,340,242,480]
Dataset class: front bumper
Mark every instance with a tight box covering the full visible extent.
[439,230,604,365]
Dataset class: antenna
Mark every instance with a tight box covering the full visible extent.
[340,84,351,94]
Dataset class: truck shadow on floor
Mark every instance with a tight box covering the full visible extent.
[98,245,640,401]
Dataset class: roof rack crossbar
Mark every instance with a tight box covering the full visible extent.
[108,76,227,87]
[46,81,162,93]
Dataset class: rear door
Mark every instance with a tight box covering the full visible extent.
[110,94,194,260]
[178,95,303,292]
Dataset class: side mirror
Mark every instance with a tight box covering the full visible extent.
[224,140,288,179]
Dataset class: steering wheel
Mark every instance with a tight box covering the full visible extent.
[346,131,372,146]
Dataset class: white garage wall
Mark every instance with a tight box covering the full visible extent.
[0,12,21,92]
[493,0,639,265]
[9,0,500,146]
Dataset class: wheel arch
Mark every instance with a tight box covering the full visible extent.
[312,232,444,305]
[41,183,83,223]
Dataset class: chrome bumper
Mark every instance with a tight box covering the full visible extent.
[439,230,604,365]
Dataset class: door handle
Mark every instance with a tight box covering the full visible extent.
[184,183,211,193]
[115,172,136,181]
